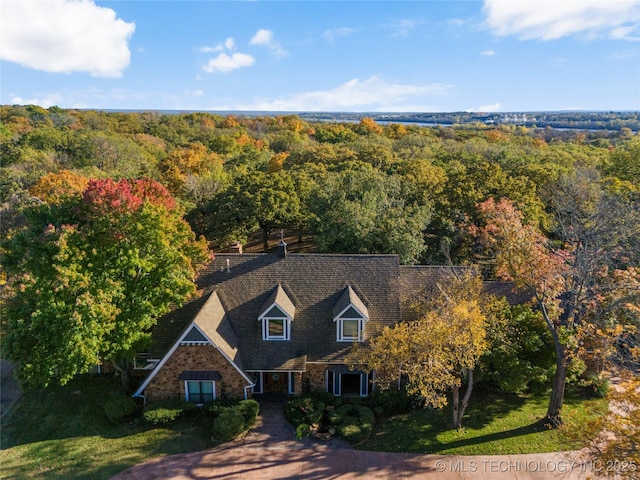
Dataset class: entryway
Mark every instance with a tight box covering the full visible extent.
[263,371,288,394]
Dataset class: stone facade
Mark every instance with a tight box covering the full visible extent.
[144,344,249,402]
[304,363,329,392]
[291,371,303,394]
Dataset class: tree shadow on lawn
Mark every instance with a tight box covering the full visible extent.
[0,423,215,480]
[0,374,211,449]
[362,388,535,453]
[424,419,550,453]
[1,374,217,479]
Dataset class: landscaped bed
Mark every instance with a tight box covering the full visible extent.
[286,386,608,455]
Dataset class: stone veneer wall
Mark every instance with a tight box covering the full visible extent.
[304,363,329,392]
[144,344,249,402]
[291,371,303,394]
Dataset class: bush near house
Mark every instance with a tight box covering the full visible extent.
[208,398,260,441]
[142,399,201,425]
[286,394,385,444]
[212,408,246,442]
[332,404,376,444]
[103,394,140,424]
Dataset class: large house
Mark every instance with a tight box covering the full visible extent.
[132,242,518,403]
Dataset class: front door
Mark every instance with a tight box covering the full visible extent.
[264,371,288,393]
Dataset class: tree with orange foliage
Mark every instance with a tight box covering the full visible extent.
[474,172,639,427]
[29,170,89,204]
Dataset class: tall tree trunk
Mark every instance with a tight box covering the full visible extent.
[538,297,569,429]
[451,382,459,428]
[112,358,131,393]
[451,370,474,428]
[454,369,474,429]
[546,347,568,428]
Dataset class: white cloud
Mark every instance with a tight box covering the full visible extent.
[200,37,235,53]
[1,0,135,77]
[223,76,452,112]
[476,103,502,112]
[388,19,420,37]
[11,94,64,108]
[481,50,496,56]
[483,0,640,41]
[250,29,273,46]
[203,53,255,73]
[323,27,357,43]
[250,28,287,56]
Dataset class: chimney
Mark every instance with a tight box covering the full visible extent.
[277,239,287,259]
[230,241,243,254]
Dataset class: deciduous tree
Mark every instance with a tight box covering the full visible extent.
[350,271,488,428]
[2,178,210,391]
[474,179,639,426]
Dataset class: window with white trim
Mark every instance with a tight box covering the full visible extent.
[335,306,366,342]
[325,369,371,397]
[185,381,215,403]
[260,305,291,340]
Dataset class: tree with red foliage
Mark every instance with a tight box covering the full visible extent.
[474,174,639,427]
[2,178,210,391]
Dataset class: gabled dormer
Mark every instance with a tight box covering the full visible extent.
[259,285,295,340]
[333,286,369,342]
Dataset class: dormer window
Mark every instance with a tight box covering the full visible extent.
[333,286,369,342]
[259,285,295,341]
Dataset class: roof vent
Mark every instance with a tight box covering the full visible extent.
[277,239,287,259]
[226,258,230,273]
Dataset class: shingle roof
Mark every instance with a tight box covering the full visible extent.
[399,266,535,320]
[398,265,475,321]
[259,284,296,319]
[197,253,402,369]
[483,281,535,306]
[192,291,244,371]
[333,286,369,319]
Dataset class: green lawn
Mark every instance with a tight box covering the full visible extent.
[1,375,608,479]
[0,375,214,480]
[360,387,608,455]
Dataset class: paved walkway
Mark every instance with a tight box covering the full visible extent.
[112,401,601,480]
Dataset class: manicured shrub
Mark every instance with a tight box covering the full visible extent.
[142,401,186,425]
[286,396,325,426]
[367,388,414,416]
[212,408,245,442]
[331,404,375,444]
[238,399,260,428]
[104,395,139,424]
[208,398,242,418]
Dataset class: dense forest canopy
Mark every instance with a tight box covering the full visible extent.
[1,105,638,265]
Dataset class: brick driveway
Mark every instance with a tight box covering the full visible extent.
[111,401,600,480]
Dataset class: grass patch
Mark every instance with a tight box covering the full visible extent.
[360,387,608,455]
[0,374,214,479]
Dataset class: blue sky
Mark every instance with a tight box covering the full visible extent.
[2,0,639,112]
